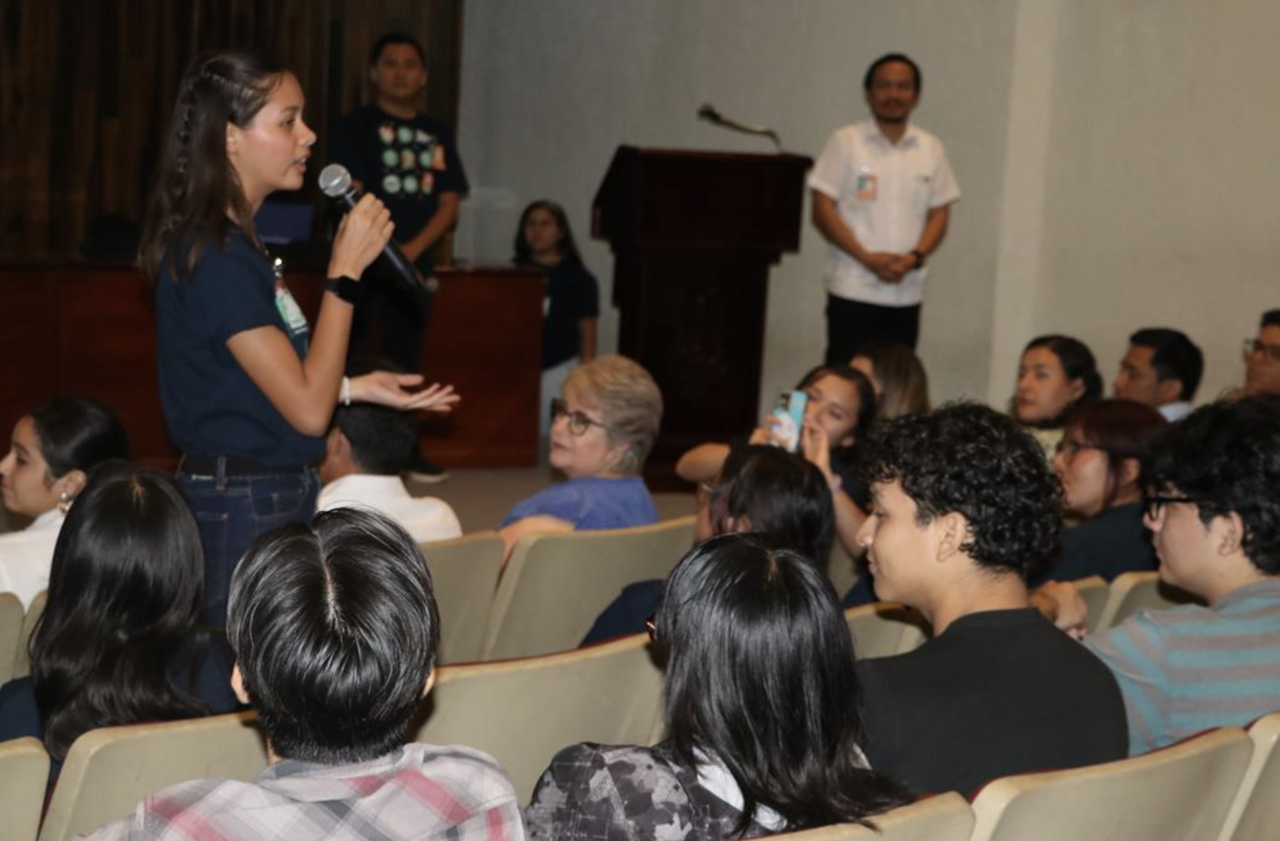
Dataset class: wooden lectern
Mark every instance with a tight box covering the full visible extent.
[593,147,812,470]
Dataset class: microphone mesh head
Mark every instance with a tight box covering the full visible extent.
[318,164,352,197]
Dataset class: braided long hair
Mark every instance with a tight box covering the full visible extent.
[139,51,283,282]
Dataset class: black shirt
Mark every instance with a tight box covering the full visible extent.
[856,608,1128,796]
[519,258,600,369]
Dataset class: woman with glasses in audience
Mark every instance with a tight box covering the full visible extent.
[526,533,911,840]
[0,398,130,609]
[1041,399,1167,584]
[849,340,930,420]
[0,464,238,784]
[499,355,663,558]
[1012,334,1103,457]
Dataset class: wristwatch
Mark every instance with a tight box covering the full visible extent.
[909,249,927,269]
[324,275,366,305]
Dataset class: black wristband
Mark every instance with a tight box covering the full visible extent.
[324,275,366,305]
[910,249,927,269]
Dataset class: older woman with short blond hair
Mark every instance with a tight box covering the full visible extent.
[500,355,662,555]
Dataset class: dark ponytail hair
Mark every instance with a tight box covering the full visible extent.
[28,397,130,480]
[657,534,911,833]
[139,51,284,282]
[32,464,210,760]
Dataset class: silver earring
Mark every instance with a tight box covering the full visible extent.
[57,491,71,515]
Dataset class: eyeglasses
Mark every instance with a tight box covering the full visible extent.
[550,398,608,437]
[1055,438,1102,460]
[1143,494,1198,520]
[1243,338,1280,363]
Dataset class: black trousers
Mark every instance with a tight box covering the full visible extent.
[824,294,922,365]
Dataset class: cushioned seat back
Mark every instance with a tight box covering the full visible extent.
[0,592,24,685]
[410,633,664,802]
[762,792,974,841]
[483,516,696,661]
[0,737,50,841]
[969,727,1253,841]
[1069,575,1109,633]
[420,532,504,664]
[845,602,931,660]
[1093,571,1201,631]
[13,589,46,679]
[1218,712,1280,841]
[39,712,269,841]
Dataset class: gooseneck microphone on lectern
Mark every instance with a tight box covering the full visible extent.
[697,104,783,151]
[318,163,427,292]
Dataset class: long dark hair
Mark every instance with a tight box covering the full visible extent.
[796,364,878,443]
[28,397,131,480]
[139,51,284,282]
[657,534,910,833]
[31,464,210,760]
[711,445,835,564]
[513,199,583,266]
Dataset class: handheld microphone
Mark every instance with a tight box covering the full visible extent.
[318,163,427,292]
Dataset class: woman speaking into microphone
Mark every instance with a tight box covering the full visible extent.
[139,51,457,626]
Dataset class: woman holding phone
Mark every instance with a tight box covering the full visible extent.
[139,51,456,624]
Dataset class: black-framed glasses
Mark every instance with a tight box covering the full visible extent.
[1055,438,1102,460]
[1244,338,1280,363]
[1143,494,1198,520]
[550,398,608,437]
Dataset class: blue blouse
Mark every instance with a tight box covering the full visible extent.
[501,476,658,531]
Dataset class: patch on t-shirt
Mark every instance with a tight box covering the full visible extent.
[271,258,310,347]
[377,119,448,198]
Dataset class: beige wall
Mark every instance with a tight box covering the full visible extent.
[455,0,1276,415]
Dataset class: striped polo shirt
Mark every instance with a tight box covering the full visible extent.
[1086,579,1280,755]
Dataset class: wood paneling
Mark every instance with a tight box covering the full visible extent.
[0,0,462,257]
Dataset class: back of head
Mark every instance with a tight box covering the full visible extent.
[657,533,907,830]
[1143,395,1280,575]
[33,463,206,759]
[565,355,663,475]
[869,402,1062,578]
[855,341,930,419]
[227,507,439,764]
[29,397,131,479]
[1129,327,1204,402]
[139,50,284,281]
[332,358,417,475]
[713,445,835,563]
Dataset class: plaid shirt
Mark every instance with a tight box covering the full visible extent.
[81,743,525,841]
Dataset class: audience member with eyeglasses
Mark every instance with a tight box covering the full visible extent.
[498,355,663,561]
[1038,399,1167,584]
[1083,394,1280,755]
[1242,309,1280,397]
[525,533,911,840]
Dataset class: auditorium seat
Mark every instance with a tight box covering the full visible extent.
[1218,712,1280,841]
[420,531,505,665]
[1069,575,1108,633]
[1093,571,1200,632]
[844,602,931,660]
[0,737,49,841]
[39,712,269,841]
[761,792,973,841]
[968,726,1253,841]
[409,633,664,802]
[483,515,696,661]
[0,592,24,685]
[12,589,46,680]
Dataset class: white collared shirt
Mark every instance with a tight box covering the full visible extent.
[809,120,960,306]
[1158,401,1192,423]
[0,508,65,609]
[316,474,462,544]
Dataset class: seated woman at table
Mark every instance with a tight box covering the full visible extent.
[0,397,130,608]
[500,355,663,557]
[0,464,239,783]
[1041,398,1167,583]
[525,533,911,840]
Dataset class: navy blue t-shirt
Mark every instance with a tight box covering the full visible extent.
[520,259,601,369]
[333,105,469,271]
[156,232,325,467]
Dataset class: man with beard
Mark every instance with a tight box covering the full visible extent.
[809,53,959,361]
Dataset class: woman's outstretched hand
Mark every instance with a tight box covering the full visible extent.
[350,373,460,413]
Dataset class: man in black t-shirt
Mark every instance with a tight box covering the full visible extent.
[852,403,1127,796]
[334,32,469,481]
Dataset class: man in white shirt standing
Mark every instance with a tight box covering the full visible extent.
[810,53,960,363]
[318,369,462,543]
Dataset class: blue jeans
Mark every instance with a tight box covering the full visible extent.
[177,462,319,628]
